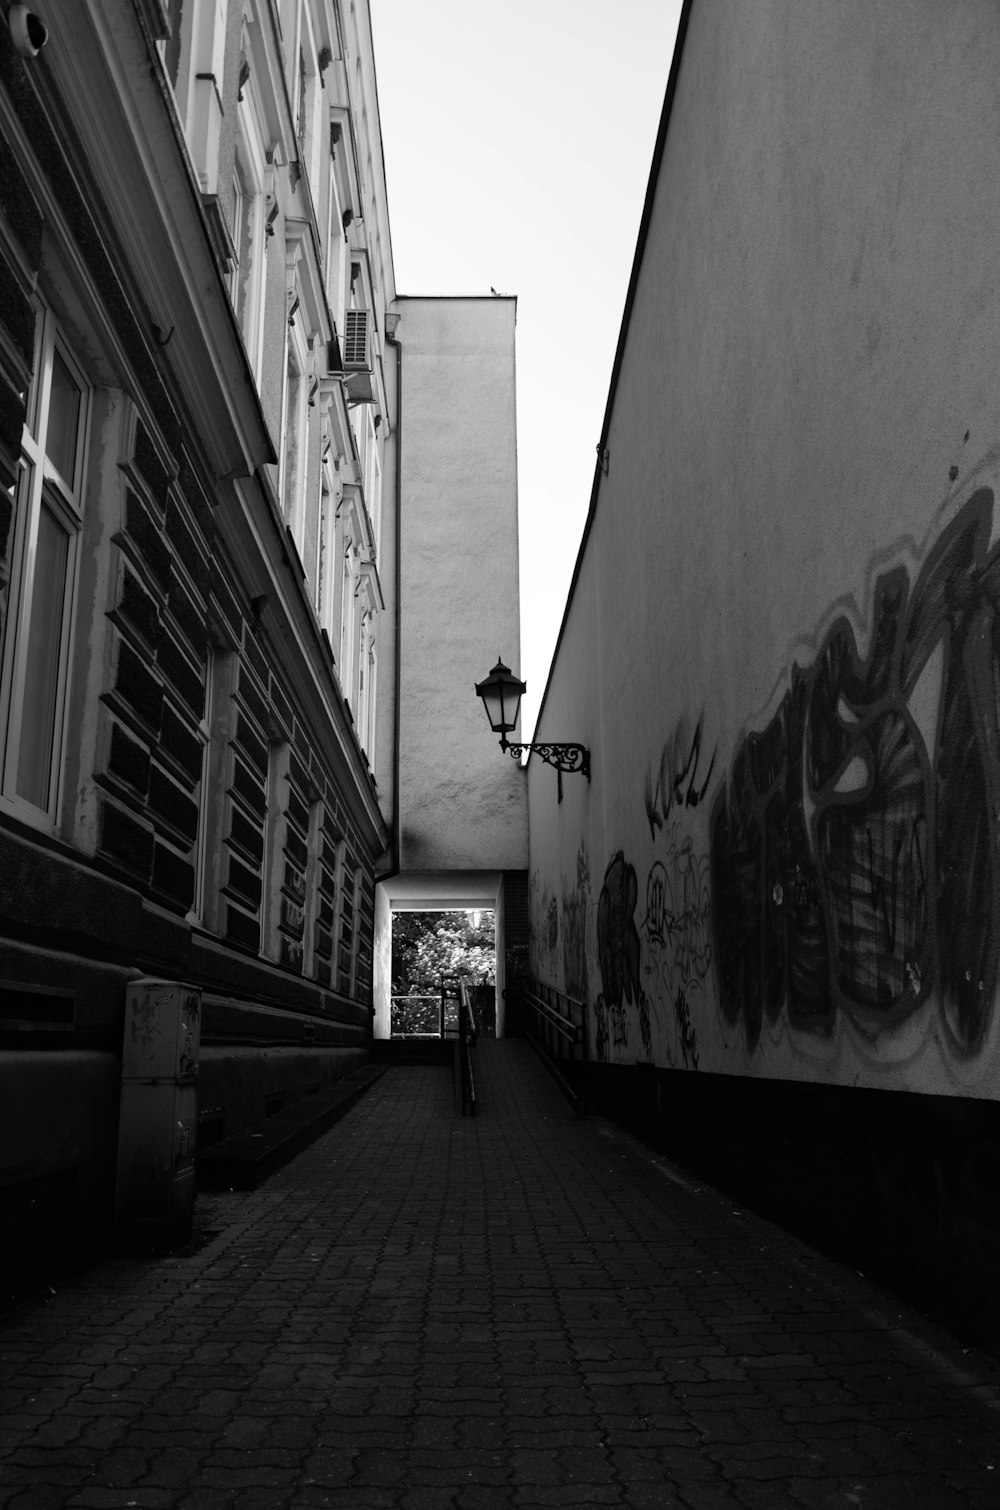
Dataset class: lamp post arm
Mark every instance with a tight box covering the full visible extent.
[499,737,591,800]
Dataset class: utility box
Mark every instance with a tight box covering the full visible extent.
[114,979,201,1253]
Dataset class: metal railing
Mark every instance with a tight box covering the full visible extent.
[390,977,460,1038]
[457,977,476,1117]
[389,974,477,1113]
[515,976,587,1113]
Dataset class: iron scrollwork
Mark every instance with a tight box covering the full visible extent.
[502,740,591,801]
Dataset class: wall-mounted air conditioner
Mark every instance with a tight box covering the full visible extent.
[341,309,376,405]
[343,309,369,370]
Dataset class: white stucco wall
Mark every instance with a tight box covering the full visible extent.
[529,0,1000,1101]
[396,296,528,873]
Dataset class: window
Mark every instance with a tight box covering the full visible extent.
[158,0,185,94]
[261,737,290,958]
[229,169,244,304]
[326,134,347,327]
[351,404,381,548]
[0,305,89,822]
[287,6,320,196]
[340,538,359,708]
[296,50,308,150]
[337,850,357,995]
[281,326,309,552]
[357,612,377,768]
[191,647,237,930]
[157,0,227,195]
[229,81,268,382]
[302,796,324,976]
[315,449,337,630]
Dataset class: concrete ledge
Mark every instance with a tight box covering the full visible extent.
[197,1064,385,1191]
[370,1038,453,1065]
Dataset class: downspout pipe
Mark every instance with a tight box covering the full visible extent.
[375,324,402,884]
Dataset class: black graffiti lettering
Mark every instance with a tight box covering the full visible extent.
[645,719,718,841]
[675,987,699,1070]
[711,490,1000,1056]
[610,1002,629,1049]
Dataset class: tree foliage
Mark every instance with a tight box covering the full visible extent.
[391,910,496,996]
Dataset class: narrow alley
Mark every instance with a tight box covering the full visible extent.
[2,1043,998,1510]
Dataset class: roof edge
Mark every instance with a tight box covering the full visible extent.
[530,0,694,741]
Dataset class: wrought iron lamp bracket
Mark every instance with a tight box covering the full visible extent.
[500,737,591,802]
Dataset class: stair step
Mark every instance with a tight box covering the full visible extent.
[197,1064,386,1191]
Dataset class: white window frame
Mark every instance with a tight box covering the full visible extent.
[326,145,347,328]
[190,650,215,924]
[350,405,381,551]
[0,304,90,829]
[340,538,359,711]
[364,635,377,769]
[280,315,310,553]
[158,0,229,194]
[357,609,377,767]
[291,3,321,197]
[230,80,269,382]
[315,441,338,631]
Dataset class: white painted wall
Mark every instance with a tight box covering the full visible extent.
[372,880,392,1038]
[529,0,1000,1102]
[396,296,527,873]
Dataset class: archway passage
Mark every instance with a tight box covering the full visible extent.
[373,871,527,1040]
[391,910,496,1038]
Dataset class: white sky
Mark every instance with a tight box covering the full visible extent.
[371,0,685,737]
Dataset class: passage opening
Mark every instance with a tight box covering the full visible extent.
[390,909,496,1037]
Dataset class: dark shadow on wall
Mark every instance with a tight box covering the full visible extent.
[570,1061,1000,1356]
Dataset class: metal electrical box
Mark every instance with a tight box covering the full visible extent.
[114,979,201,1253]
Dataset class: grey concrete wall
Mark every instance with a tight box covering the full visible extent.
[397,296,527,873]
[529,0,1000,1103]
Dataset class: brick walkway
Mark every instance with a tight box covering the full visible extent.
[2,1040,999,1509]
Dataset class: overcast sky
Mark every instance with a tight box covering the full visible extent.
[371,0,685,736]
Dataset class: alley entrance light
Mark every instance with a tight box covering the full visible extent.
[474,657,590,802]
[475,657,525,744]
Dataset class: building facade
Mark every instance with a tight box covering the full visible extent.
[527,0,1000,1344]
[373,293,528,1041]
[0,0,420,1298]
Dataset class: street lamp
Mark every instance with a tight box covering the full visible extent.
[474,658,590,802]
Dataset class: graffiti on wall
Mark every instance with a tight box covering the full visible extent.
[545,894,559,954]
[596,852,646,1057]
[711,489,1000,1059]
[561,843,590,1002]
[595,828,711,1069]
[643,825,711,1068]
[644,827,712,996]
[531,871,560,975]
[644,718,717,841]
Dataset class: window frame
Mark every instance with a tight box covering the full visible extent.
[280,314,311,553]
[231,77,269,383]
[315,442,338,631]
[0,303,90,829]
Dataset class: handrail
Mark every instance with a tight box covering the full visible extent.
[458,977,476,1116]
[390,992,447,1038]
[518,984,581,1044]
[516,975,588,1115]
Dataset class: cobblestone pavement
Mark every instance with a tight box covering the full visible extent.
[2,1040,1000,1510]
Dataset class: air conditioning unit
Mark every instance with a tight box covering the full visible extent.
[343,309,369,370]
